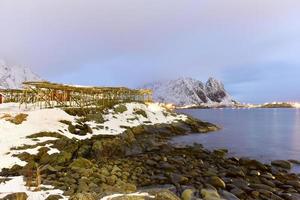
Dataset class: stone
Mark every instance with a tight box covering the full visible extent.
[239,158,268,171]
[230,188,245,198]
[219,190,240,200]
[288,160,300,165]
[69,157,93,170]
[201,189,221,200]
[249,170,260,176]
[69,193,96,200]
[181,189,195,200]
[170,173,189,184]
[261,173,275,180]
[213,149,228,157]
[226,167,245,178]
[209,176,226,189]
[271,160,292,170]
[1,193,28,200]
[106,175,118,185]
[154,190,181,200]
[77,180,89,193]
[250,183,276,193]
[286,180,300,188]
[45,195,64,200]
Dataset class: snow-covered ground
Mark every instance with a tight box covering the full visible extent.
[0,102,187,199]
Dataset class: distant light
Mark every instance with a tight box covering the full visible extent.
[294,103,300,108]
[165,103,175,110]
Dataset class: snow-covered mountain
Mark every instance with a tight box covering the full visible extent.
[143,77,235,107]
[0,59,41,89]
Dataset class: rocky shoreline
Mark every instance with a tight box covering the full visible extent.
[1,114,300,200]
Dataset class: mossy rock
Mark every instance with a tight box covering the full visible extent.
[154,190,181,200]
[82,113,105,124]
[27,132,63,139]
[69,193,97,200]
[47,151,73,165]
[2,192,28,200]
[114,104,128,113]
[69,157,93,170]
[45,195,65,200]
[133,109,147,118]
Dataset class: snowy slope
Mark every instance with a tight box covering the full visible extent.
[143,77,235,107]
[0,102,187,199]
[0,59,41,89]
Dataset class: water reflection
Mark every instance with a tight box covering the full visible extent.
[173,108,300,171]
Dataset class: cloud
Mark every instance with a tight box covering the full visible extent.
[0,0,300,101]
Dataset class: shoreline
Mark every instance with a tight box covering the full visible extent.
[1,103,300,200]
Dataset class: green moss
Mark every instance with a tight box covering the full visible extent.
[69,157,93,170]
[114,104,128,113]
[59,120,73,126]
[26,132,63,139]
[133,109,147,118]
[81,113,105,124]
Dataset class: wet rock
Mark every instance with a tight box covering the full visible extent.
[154,190,181,200]
[286,180,300,188]
[249,170,260,176]
[271,160,292,170]
[250,183,276,193]
[181,189,195,200]
[201,189,221,200]
[170,173,189,185]
[209,176,226,189]
[288,160,300,165]
[239,158,268,171]
[213,149,228,158]
[226,167,245,178]
[261,172,275,180]
[230,187,245,198]
[219,190,240,200]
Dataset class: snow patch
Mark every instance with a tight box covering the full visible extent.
[100,192,155,200]
[0,176,67,200]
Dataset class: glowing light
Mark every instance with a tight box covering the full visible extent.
[294,103,300,108]
[165,103,175,110]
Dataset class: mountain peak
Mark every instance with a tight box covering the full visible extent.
[0,60,41,89]
[143,77,234,106]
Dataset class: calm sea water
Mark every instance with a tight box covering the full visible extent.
[172,108,300,172]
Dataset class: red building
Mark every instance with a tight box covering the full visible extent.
[0,93,3,104]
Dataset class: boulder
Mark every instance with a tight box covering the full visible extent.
[219,190,240,200]
[201,189,221,200]
[155,190,181,200]
[69,193,96,200]
[209,176,226,189]
[271,160,292,170]
[181,189,195,200]
[69,157,93,170]
[1,193,28,200]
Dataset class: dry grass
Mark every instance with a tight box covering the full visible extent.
[2,113,28,125]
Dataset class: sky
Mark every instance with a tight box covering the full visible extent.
[0,0,300,103]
